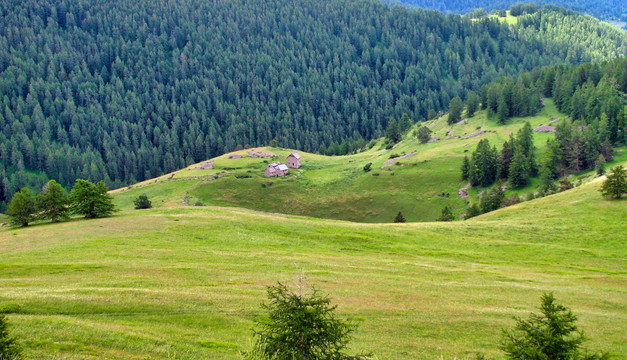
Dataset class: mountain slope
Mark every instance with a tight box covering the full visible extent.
[1,167,625,359]
[111,98,627,222]
[1,0,627,205]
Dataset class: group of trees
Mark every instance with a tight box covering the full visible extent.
[6,179,114,227]
[1,0,626,211]
[461,122,536,189]
[480,76,543,123]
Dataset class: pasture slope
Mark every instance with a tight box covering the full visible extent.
[0,164,625,359]
[112,100,627,223]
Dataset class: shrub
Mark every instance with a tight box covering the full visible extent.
[502,195,520,207]
[465,204,482,219]
[501,293,608,360]
[363,163,372,172]
[133,194,152,209]
[600,165,627,199]
[6,188,36,227]
[558,177,573,192]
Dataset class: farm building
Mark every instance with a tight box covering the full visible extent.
[286,152,301,168]
[264,162,289,177]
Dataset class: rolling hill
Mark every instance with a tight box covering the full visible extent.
[0,161,625,359]
[111,99,627,222]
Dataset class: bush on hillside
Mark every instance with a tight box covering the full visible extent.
[0,314,21,359]
[600,165,627,199]
[133,195,152,209]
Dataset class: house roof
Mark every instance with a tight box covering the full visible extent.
[277,164,289,171]
[288,152,301,160]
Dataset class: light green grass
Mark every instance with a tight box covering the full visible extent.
[1,176,625,359]
[113,100,621,223]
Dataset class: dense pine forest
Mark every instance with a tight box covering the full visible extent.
[1,0,626,210]
[389,0,627,26]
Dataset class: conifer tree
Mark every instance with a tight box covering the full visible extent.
[246,281,367,360]
[37,180,69,223]
[465,204,481,219]
[417,126,432,144]
[0,314,21,360]
[595,154,606,176]
[480,183,505,213]
[385,118,402,144]
[508,147,528,189]
[501,293,608,360]
[448,97,464,125]
[6,188,36,227]
[466,91,480,118]
[600,165,627,199]
[461,156,470,181]
[394,211,406,223]
[133,194,152,210]
[498,139,514,179]
[437,206,454,221]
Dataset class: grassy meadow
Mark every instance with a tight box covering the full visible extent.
[112,100,606,223]
[1,175,626,359]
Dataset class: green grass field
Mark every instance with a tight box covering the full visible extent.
[112,100,625,223]
[1,173,625,359]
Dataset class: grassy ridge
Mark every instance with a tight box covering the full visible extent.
[1,175,625,359]
[113,100,624,223]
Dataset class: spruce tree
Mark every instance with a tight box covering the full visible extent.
[246,281,366,360]
[501,293,608,360]
[461,156,470,181]
[595,154,606,176]
[600,165,627,199]
[70,180,116,218]
[437,206,454,221]
[417,126,432,144]
[508,148,528,189]
[448,96,464,125]
[394,211,406,223]
[385,118,401,144]
[0,314,20,360]
[465,91,479,118]
[465,204,482,219]
[6,188,36,227]
[37,180,69,223]
[498,139,514,179]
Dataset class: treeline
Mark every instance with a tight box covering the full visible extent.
[389,0,627,25]
[480,76,542,123]
[1,0,626,211]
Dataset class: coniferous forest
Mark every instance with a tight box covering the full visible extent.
[0,0,626,210]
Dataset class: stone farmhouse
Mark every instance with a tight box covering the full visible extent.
[264,162,289,177]
[286,152,301,168]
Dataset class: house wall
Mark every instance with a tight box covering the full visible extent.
[287,157,301,168]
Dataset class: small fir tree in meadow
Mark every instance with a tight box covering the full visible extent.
[70,179,115,218]
[501,293,608,360]
[480,183,505,213]
[37,180,69,223]
[6,188,36,227]
[0,314,21,359]
[448,96,464,125]
[363,163,372,172]
[394,211,406,223]
[133,194,152,209]
[539,167,558,196]
[600,165,627,199]
[245,279,368,360]
[437,205,454,221]
[385,117,402,144]
[595,154,606,176]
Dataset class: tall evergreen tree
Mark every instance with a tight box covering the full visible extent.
[448,97,464,125]
[466,91,480,118]
[508,146,529,189]
[600,165,627,199]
